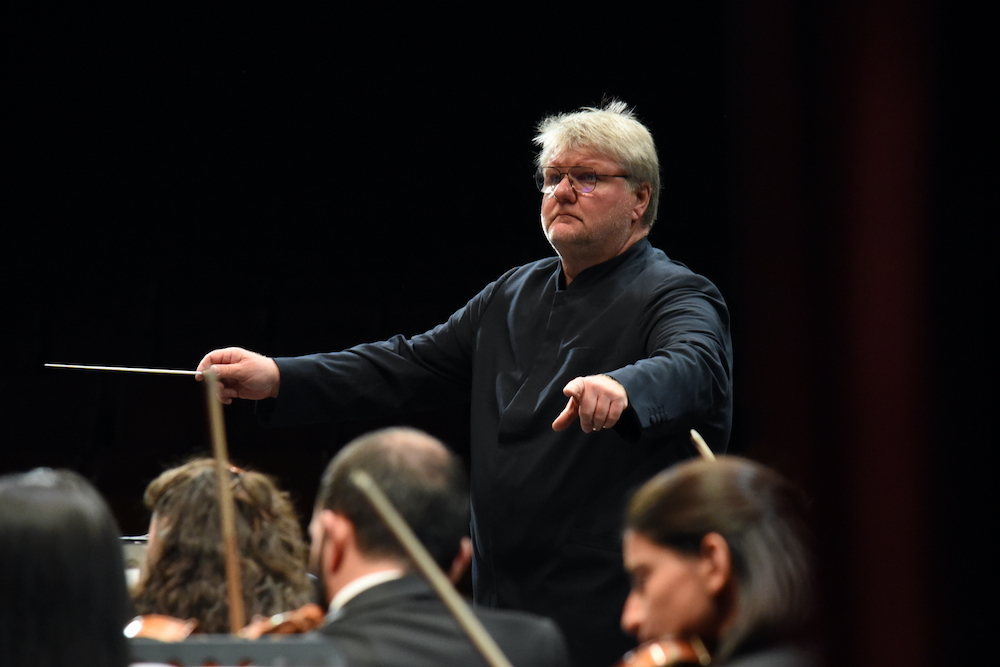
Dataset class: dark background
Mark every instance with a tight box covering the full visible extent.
[4,3,987,666]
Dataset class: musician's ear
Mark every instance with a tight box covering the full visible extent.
[447,536,473,586]
[697,532,732,597]
[309,509,351,576]
[322,511,355,572]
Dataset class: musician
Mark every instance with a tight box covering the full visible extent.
[310,426,571,667]
[620,456,815,666]
[0,468,133,667]
[132,458,314,632]
[199,100,733,666]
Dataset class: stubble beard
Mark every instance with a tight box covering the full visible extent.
[543,200,636,264]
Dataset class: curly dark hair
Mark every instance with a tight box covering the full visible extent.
[132,458,312,633]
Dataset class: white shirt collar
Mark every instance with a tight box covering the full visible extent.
[328,569,405,617]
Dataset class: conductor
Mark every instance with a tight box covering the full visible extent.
[198,100,733,667]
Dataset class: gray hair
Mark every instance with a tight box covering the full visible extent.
[534,100,661,228]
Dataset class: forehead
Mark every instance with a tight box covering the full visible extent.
[622,530,658,567]
[545,147,620,170]
[623,531,694,569]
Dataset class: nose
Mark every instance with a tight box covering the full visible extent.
[550,173,578,202]
[620,591,642,637]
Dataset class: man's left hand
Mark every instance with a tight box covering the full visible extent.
[552,375,629,433]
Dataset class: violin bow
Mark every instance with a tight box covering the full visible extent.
[350,470,515,667]
[690,429,717,462]
[46,362,247,633]
[203,368,246,633]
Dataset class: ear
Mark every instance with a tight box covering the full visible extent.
[697,532,733,597]
[447,537,473,586]
[631,183,652,223]
[321,510,356,575]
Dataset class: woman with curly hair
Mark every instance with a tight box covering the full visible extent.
[132,458,314,632]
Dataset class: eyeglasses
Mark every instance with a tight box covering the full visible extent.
[534,166,630,194]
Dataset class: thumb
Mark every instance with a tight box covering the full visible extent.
[562,377,585,399]
[206,360,250,386]
[208,362,238,379]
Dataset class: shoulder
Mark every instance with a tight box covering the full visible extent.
[495,257,561,289]
[474,604,561,636]
[627,246,729,323]
[473,606,572,667]
[640,244,720,289]
[465,257,561,312]
[318,584,571,667]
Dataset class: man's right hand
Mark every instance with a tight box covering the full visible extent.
[195,347,280,404]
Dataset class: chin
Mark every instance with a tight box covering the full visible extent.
[546,228,590,250]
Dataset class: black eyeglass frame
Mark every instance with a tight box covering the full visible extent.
[534,166,631,194]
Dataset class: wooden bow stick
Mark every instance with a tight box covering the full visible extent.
[203,368,246,633]
[48,362,243,633]
[351,470,514,667]
[690,429,716,461]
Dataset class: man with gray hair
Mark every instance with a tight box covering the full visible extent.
[199,101,733,666]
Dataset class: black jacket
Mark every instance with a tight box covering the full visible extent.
[317,575,571,667]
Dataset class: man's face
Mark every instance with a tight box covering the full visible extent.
[620,530,717,644]
[539,148,647,264]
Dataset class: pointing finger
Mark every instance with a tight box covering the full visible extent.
[552,396,580,431]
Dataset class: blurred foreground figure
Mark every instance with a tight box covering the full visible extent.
[310,427,571,667]
[132,458,313,632]
[0,468,133,667]
[621,457,815,667]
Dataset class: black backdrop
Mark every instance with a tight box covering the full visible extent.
[4,4,987,666]
[7,7,736,531]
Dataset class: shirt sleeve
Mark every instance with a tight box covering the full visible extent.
[260,270,517,427]
[606,271,733,444]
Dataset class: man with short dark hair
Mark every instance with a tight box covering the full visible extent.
[200,101,733,666]
[309,427,571,667]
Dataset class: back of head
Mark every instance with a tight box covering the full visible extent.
[534,99,661,227]
[316,427,470,572]
[0,468,132,667]
[626,456,813,659]
[133,458,312,632]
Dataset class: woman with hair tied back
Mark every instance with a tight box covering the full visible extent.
[132,458,314,633]
[619,456,816,667]
[0,468,133,667]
